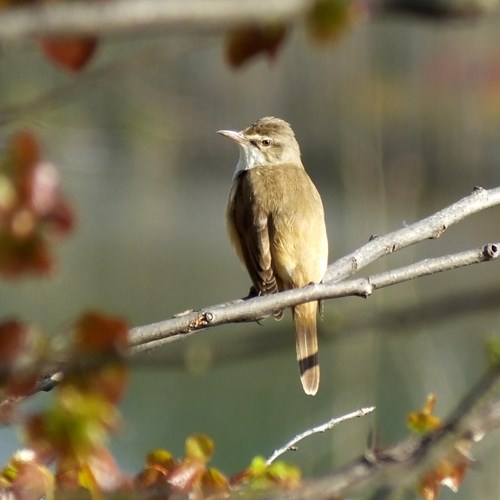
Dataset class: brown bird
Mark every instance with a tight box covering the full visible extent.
[218,117,328,395]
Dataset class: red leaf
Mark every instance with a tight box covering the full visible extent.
[39,36,98,72]
[0,319,38,397]
[74,312,129,355]
[0,130,75,278]
[225,24,288,67]
[69,312,129,404]
[165,459,205,495]
[1,449,54,498]
[0,320,28,368]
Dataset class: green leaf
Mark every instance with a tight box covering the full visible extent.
[185,434,214,462]
[307,0,361,43]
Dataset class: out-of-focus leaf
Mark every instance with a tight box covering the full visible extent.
[165,459,205,495]
[419,454,469,500]
[39,36,98,72]
[146,449,175,470]
[0,131,74,278]
[0,449,54,499]
[185,434,214,462]
[307,0,364,43]
[0,320,28,373]
[0,319,41,398]
[200,467,230,497]
[135,449,177,491]
[233,455,301,491]
[68,311,129,404]
[225,23,288,67]
[73,311,128,355]
[25,385,118,461]
[486,336,500,368]
[57,447,128,494]
[407,394,442,434]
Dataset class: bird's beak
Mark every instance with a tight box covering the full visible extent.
[217,129,249,145]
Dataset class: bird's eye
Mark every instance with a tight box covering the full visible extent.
[261,138,272,147]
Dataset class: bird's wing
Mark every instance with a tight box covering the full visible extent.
[228,175,279,296]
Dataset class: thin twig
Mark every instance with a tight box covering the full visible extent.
[266,407,376,465]
[270,368,500,499]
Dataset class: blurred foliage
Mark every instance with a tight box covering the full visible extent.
[407,395,470,500]
[0,0,499,498]
[0,131,73,277]
[0,310,302,497]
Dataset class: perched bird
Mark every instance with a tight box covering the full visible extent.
[218,117,328,395]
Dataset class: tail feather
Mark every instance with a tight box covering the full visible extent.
[293,301,320,396]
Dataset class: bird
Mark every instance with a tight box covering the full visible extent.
[218,117,329,395]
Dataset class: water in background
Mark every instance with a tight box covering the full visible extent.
[0,19,500,498]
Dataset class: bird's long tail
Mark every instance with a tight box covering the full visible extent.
[293,301,320,396]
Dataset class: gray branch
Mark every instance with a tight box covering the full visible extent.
[130,186,500,354]
[324,185,500,283]
[269,367,500,499]
[0,0,308,42]
[0,0,499,44]
[266,406,376,465]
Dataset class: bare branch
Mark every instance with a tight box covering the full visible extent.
[2,188,499,407]
[266,406,376,465]
[0,0,498,44]
[129,186,500,353]
[324,186,500,283]
[131,243,499,354]
[269,367,500,499]
[0,0,308,42]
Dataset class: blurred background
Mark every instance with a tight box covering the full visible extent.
[1,10,500,498]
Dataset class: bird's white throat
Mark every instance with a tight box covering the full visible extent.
[233,144,267,179]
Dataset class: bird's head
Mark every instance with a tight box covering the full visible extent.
[218,117,302,175]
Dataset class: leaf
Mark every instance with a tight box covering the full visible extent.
[246,455,267,477]
[200,467,230,497]
[486,336,500,368]
[307,0,364,43]
[56,447,127,494]
[233,456,301,491]
[146,449,175,470]
[73,311,128,356]
[0,319,40,397]
[185,434,214,462]
[407,394,442,434]
[0,130,74,278]
[25,385,119,461]
[0,320,28,372]
[419,456,469,500]
[266,460,301,489]
[0,449,54,499]
[165,459,205,495]
[69,311,129,404]
[39,36,98,72]
[225,23,288,67]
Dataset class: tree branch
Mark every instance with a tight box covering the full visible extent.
[0,0,308,42]
[0,0,498,43]
[130,186,500,354]
[269,367,500,499]
[266,406,376,465]
[2,188,499,408]
[323,185,500,283]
